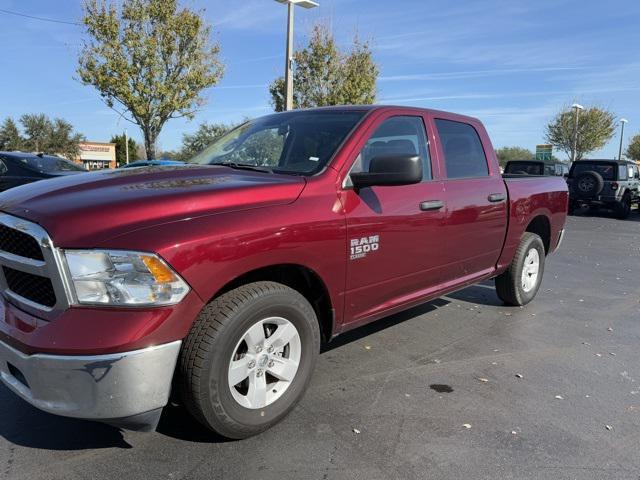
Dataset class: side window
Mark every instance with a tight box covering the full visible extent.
[634,166,640,179]
[628,166,635,180]
[0,160,7,175]
[351,116,431,181]
[619,165,628,180]
[435,119,489,179]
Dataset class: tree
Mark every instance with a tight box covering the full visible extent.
[0,118,23,151]
[110,134,138,165]
[496,146,534,167]
[269,25,378,111]
[545,106,616,161]
[77,0,224,160]
[180,122,231,159]
[2,114,84,158]
[626,134,640,161]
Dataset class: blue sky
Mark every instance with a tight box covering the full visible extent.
[1,0,639,159]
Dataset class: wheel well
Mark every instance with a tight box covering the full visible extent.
[525,215,551,253]
[217,264,334,343]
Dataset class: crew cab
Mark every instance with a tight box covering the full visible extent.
[0,151,86,191]
[567,159,640,218]
[0,106,568,438]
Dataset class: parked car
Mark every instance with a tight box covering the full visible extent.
[0,106,568,438]
[504,160,568,176]
[0,151,86,191]
[567,159,640,218]
[121,159,185,168]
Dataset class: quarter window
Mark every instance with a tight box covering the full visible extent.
[0,160,7,175]
[435,119,489,179]
[351,116,431,180]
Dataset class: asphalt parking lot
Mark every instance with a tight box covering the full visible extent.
[1,213,640,480]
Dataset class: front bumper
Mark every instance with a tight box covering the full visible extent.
[0,339,181,429]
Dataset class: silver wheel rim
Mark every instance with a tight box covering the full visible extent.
[228,317,301,409]
[521,248,540,293]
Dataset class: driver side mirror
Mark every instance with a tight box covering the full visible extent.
[350,155,423,189]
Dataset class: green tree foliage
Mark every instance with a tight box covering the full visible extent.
[495,146,535,167]
[0,115,83,158]
[626,134,640,161]
[0,118,23,151]
[545,106,616,160]
[180,122,231,159]
[77,0,224,160]
[110,133,139,165]
[269,25,378,111]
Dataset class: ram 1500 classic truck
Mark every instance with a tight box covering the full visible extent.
[0,106,568,438]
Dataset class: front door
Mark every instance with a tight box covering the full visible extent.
[341,114,446,324]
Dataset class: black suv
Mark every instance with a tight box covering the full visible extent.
[0,151,86,192]
[567,160,640,219]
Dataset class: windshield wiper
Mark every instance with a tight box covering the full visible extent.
[210,162,273,173]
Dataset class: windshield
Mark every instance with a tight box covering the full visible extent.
[571,162,616,180]
[189,111,366,175]
[19,156,86,173]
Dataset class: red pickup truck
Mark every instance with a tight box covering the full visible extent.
[0,106,567,438]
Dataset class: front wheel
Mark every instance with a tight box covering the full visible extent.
[495,232,546,306]
[178,282,320,439]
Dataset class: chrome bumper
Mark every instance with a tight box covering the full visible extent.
[0,340,181,427]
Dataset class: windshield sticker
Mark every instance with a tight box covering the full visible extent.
[350,235,380,260]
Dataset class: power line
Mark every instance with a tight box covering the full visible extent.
[0,8,81,26]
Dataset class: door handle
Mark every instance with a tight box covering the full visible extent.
[488,193,506,202]
[420,200,444,211]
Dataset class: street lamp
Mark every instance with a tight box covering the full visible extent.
[618,118,628,160]
[571,103,584,163]
[275,0,319,111]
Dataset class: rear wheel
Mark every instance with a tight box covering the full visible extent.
[615,193,631,219]
[178,281,320,439]
[495,232,546,306]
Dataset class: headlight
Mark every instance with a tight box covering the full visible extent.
[63,250,190,306]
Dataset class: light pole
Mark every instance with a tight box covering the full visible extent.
[571,103,584,163]
[275,0,319,111]
[124,128,130,165]
[618,118,628,160]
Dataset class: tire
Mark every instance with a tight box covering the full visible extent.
[574,171,604,198]
[615,193,632,219]
[495,232,546,306]
[178,281,320,439]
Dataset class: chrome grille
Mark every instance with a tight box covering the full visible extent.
[0,213,71,319]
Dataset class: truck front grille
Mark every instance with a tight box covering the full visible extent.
[0,224,45,261]
[0,214,69,319]
[2,267,56,308]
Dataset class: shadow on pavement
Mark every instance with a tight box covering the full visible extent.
[0,389,132,450]
[155,404,228,443]
[570,205,640,222]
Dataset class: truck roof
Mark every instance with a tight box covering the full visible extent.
[283,105,481,124]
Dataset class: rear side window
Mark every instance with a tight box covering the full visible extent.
[618,165,628,180]
[435,119,488,179]
[0,160,7,175]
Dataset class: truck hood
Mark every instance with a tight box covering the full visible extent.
[0,165,306,246]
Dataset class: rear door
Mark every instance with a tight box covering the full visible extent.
[342,113,446,324]
[433,117,508,283]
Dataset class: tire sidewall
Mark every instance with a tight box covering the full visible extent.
[514,235,545,305]
[199,289,319,436]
